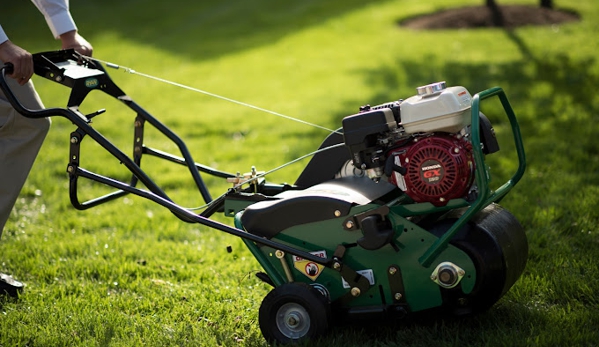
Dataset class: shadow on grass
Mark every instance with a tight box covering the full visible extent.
[5,0,391,62]
[362,31,596,119]
[312,303,548,347]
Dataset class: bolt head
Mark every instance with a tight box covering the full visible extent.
[350,287,361,297]
[287,314,299,326]
[394,293,403,300]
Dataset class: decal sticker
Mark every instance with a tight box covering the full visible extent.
[293,250,326,281]
[342,269,375,288]
[420,159,444,184]
[458,90,471,104]
[85,78,99,89]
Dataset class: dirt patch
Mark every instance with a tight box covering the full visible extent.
[399,5,580,29]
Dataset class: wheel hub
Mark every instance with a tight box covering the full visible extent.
[276,303,310,339]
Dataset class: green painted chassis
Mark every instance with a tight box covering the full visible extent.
[231,87,526,313]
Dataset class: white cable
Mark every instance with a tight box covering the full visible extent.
[188,142,346,211]
[88,57,348,212]
[232,142,346,189]
[96,58,342,135]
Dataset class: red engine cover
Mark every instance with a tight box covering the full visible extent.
[389,134,474,206]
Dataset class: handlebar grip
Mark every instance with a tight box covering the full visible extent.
[2,62,14,75]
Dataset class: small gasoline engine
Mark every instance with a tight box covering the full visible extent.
[342,81,499,206]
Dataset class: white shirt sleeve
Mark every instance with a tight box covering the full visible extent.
[30,0,78,39]
[0,25,8,45]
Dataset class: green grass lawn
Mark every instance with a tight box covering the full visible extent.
[1,0,598,346]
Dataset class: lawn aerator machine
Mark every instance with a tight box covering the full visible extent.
[1,50,527,345]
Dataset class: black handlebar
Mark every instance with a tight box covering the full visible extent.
[0,61,77,120]
[0,49,219,208]
[1,49,127,119]
[2,62,14,75]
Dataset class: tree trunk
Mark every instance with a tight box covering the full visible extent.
[485,0,503,26]
[540,0,553,9]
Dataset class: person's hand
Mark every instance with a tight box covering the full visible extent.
[59,30,93,57]
[0,40,33,86]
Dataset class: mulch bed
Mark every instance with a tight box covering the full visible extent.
[399,5,580,29]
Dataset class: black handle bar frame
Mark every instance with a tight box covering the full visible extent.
[0,49,395,287]
[0,50,238,214]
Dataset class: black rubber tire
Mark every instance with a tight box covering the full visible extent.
[428,203,528,315]
[259,282,330,345]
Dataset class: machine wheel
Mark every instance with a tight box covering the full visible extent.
[428,203,528,315]
[259,282,330,345]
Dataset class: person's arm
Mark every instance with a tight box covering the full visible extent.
[0,26,34,85]
[30,0,76,39]
[30,0,93,56]
[0,0,93,85]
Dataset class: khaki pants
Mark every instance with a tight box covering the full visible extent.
[0,75,51,235]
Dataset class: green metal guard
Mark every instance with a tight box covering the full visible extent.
[418,87,526,267]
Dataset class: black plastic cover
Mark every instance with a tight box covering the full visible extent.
[241,177,396,238]
[479,112,500,154]
[342,108,397,167]
[342,108,396,149]
[294,130,350,188]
